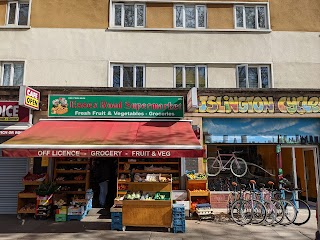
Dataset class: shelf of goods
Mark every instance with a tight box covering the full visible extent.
[186,176,210,214]
[117,159,180,196]
[17,173,47,214]
[54,158,90,196]
[122,181,172,230]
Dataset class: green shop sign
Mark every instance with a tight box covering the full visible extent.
[48,95,184,118]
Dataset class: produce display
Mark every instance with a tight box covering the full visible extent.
[186,172,207,180]
[124,191,170,200]
[189,189,209,193]
[19,203,36,212]
[23,173,46,182]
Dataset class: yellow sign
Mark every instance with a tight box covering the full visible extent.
[19,86,41,110]
[41,157,49,167]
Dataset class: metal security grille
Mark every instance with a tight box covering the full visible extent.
[0,158,27,214]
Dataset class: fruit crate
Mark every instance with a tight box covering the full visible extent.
[55,214,67,222]
[173,225,185,233]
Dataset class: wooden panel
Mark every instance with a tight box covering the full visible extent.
[122,200,172,227]
[146,3,173,28]
[128,182,172,192]
[270,0,320,32]
[207,4,234,29]
[31,0,108,29]
[0,2,6,26]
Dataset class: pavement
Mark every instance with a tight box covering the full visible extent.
[0,207,317,240]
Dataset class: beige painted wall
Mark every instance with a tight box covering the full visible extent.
[146,3,173,28]
[0,29,318,88]
[270,0,320,32]
[31,0,108,28]
[207,5,233,29]
[146,64,173,88]
[0,2,6,26]
[208,65,236,88]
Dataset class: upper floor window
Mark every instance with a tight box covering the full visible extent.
[1,62,24,86]
[174,5,206,29]
[112,64,145,87]
[174,65,207,88]
[6,1,30,26]
[113,3,145,27]
[235,5,268,29]
[237,65,270,88]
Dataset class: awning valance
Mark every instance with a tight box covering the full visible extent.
[1,120,204,158]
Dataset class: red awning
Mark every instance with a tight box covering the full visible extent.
[1,120,203,158]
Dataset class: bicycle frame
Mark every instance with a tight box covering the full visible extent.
[215,151,238,170]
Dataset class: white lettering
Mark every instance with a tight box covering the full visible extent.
[90,150,122,157]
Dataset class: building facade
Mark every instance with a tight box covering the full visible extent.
[0,0,319,218]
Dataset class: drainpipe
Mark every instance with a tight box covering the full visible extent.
[316,147,320,240]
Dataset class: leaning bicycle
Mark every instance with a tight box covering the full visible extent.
[207,150,248,177]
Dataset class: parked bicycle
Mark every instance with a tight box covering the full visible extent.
[207,150,248,177]
[278,185,311,226]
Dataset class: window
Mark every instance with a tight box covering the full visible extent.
[236,65,270,88]
[235,5,268,29]
[6,1,30,26]
[0,62,24,86]
[112,64,145,87]
[174,5,206,29]
[174,65,207,88]
[113,3,145,27]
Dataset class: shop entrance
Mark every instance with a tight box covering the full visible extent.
[90,158,118,209]
[281,146,318,206]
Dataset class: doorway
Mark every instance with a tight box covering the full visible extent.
[281,146,318,206]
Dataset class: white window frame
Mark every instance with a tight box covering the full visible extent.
[0,62,25,86]
[236,64,271,88]
[6,1,31,26]
[111,64,145,87]
[174,65,207,88]
[234,5,269,30]
[112,3,145,28]
[174,4,207,29]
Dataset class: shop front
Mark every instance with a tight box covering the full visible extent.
[186,89,320,211]
[0,94,203,228]
[0,101,32,214]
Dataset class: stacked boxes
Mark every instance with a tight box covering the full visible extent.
[172,204,186,233]
[110,205,123,231]
[55,206,67,222]
[111,212,122,231]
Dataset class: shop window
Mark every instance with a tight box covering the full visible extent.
[112,3,145,27]
[234,5,269,30]
[6,1,30,26]
[111,64,145,88]
[207,145,278,191]
[236,65,270,88]
[0,62,24,86]
[174,4,206,29]
[174,65,207,88]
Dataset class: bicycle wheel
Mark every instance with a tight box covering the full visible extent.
[271,199,285,224]
[251,200,267,224]
[263,201,277,225]
[230,158,247,177]
[230,199,253,225]
[207,157,221,176]
[279,199,297,226]
[293,199,311,226]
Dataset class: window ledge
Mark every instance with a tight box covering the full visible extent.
[0,26,31,30]
[107,27,272,33]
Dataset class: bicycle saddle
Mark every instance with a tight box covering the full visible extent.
[249,179,256,184]
[232,182,237,187]
[268,181,274,185]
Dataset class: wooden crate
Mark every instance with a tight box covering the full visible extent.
[122,200,172,227]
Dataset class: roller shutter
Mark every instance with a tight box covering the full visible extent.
[0,158,27,214]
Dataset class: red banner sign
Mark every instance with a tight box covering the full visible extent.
[0,101,30,122]
[0,130,24,136]
[2,149,204,158]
